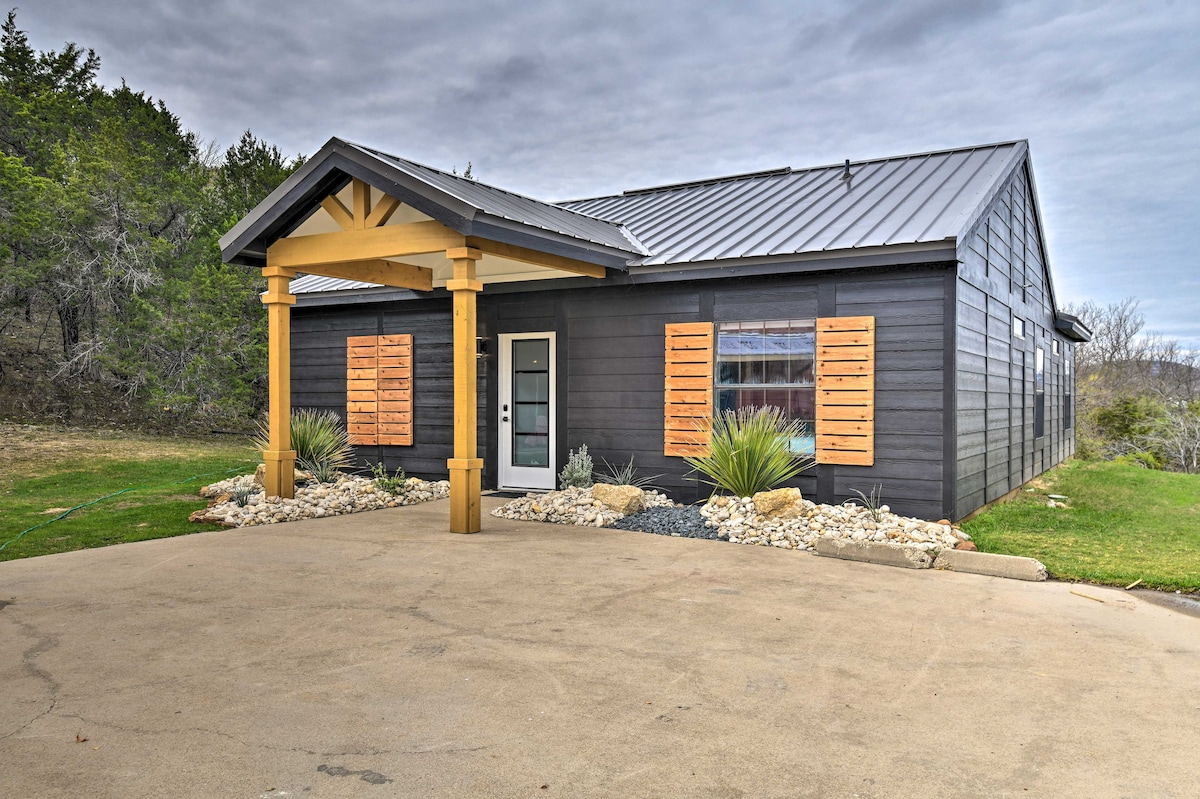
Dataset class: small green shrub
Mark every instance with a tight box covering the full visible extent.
[683,406,814,498]
[1112,451,1163,470]
[559,445,594,489]
[251,408,354,473]
[595,455,662,489]
[371,462,407,495]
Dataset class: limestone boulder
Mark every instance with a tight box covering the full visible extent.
[591,484,647,515]
[752,487,805,519]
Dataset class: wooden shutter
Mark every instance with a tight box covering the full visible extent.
[815,316,875,465]
[346,334,414,446]
[377,334,413,445]
[664,322,713,457]
[347,335,379,445]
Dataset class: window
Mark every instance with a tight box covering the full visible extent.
[1035,346,1045,438]
[1064,354,1073,430]
[715,320,816,454]
[1052,338,1060,356]
[1013,317,1025,339]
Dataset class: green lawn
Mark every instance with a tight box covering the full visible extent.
[0,426,256,562]
[963,459,1200,592]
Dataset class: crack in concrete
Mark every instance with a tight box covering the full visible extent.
[60,710,514,758]
[61,712,397,758]
[0,615,62,739]
[0,698,57,740]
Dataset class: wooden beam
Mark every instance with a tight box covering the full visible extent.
[320,196,354,231]
[267,221,466,268]
[365,194,401,228]
[261,266,296,498]
[303,259,433,292]
[352,179,369,230]
[465,237,608,278]
[447,250,483,534]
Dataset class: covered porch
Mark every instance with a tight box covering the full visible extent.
[220,138,641,532]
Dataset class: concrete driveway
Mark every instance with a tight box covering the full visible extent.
[1,497,1197,798]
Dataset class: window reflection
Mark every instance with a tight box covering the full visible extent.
[715,319,817,453]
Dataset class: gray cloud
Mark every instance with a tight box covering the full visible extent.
[19,0,1200,348]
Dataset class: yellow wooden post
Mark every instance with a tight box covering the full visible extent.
[445,247,483,533]
[262,265,297,498]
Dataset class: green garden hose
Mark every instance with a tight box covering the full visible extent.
[0,463,256,553]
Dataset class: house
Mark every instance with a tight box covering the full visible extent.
[220,137,1090,532]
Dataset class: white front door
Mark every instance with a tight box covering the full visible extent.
[498,332,557,491]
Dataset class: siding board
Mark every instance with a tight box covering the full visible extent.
[292,264,953,519]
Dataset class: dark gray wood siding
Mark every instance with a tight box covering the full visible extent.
[292,263,955,520]
[954,160,1076,519]
[291,297,486,480]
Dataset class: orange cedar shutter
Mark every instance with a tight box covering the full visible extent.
[376,334,413,445]
[815,316,875,465]
[347,335,380,445]
[664,322,713,457]
[346,334,414,446]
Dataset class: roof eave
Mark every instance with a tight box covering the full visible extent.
[220,137,641,270]
[1055,312,1093,343]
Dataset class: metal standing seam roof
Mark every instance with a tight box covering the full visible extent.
[288,140,1030,295]
[558,141,1027,266]
[345,143,649,255]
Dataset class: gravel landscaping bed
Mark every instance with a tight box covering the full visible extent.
[610,505,720,539]
[489,485,676,527]
[492,486,971,554]
[191,473,449,527]
[699,494,968,552]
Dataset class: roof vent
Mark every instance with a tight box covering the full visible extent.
[841,159,853,181]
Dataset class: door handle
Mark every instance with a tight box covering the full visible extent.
[502,416,509,422]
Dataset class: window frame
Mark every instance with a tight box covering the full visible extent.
[713,318,818,454]
[1034,345,1046,439]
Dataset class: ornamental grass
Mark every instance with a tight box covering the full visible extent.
[252,408,354,479]
[683,406,814,498]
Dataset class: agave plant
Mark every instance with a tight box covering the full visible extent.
[251,408,354,478]
[683,406,814,498]
[594,455,663,489]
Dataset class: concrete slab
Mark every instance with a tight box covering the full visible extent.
[1,497,1199,798]
[934,548,1049,581]
[814,536,934,568]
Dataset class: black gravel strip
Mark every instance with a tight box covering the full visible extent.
[610,506,725,540]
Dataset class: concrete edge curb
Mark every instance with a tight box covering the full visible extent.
[814,538,934,569]
[933,548,1048,581]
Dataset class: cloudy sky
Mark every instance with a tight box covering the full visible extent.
[21,0,1200,347]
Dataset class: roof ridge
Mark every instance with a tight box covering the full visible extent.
[347,141,647,237]
[557,139,1027,206]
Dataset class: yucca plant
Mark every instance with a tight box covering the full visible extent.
[251,408,354,476]
[595,455,663,489]
[300,457,342,485]
[683,406,814,498]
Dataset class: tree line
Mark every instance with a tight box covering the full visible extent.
[0,11,300,428]
[1068,298,1200,473]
